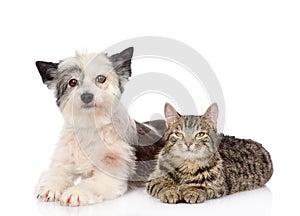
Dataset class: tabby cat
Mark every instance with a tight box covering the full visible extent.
[146,103,273,204]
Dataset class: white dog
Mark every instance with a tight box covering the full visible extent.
[35,47,140,206]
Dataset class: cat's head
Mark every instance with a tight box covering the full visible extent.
[163,103,219,160]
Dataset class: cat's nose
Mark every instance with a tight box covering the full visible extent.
[185,138,193,147]
[185,141,193,147]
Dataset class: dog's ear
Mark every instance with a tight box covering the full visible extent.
[35,61,58,88]
[109,47,133,78]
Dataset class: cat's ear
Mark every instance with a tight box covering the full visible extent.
[202,103,219,128]
[164,103,180,127]
[35,61,59,89]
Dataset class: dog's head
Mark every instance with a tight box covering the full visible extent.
[36,47,133,118]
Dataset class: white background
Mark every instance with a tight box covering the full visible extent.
[0,0,299,215]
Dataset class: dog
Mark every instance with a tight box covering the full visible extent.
[35,47,146,206]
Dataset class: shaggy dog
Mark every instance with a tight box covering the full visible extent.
[35,48,143,206]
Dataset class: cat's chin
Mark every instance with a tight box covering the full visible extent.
[179,151,201,160]
[177,150,214,163]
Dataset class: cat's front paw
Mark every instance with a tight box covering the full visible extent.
[158,188,180,204]
[36,185,63,202]
[182,188,206,204]
[60,186,103,206]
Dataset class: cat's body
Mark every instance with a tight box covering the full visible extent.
[146,103,273,203]
[217,134,272,194]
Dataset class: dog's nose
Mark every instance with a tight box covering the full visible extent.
[81,93,94,104]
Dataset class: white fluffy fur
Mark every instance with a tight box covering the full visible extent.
[36,52,137,206]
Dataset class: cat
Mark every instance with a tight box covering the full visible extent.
[146,103,273,204]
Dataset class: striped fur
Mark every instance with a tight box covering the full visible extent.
[146,103,273,204]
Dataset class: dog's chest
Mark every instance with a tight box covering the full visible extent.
[66,123,131,176]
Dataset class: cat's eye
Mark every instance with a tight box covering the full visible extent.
[175,132,183,138]
[68,79,78,87]
[96,75,106,84]
[196,132,206,139]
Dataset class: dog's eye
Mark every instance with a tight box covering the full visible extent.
[68,79,78,87]
[96,75,106,84]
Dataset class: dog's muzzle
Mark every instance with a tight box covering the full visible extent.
[81,93,94,104]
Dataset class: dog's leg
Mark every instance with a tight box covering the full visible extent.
[35,165,74,202]
[35,132,76,202]
[60,170,127,206]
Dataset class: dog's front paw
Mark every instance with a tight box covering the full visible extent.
[60,186,103,206]
[36,186,63,202]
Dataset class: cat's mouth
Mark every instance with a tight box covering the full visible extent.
[184,146,196,153]
[185,146,195,152]
[180,150,199,160]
